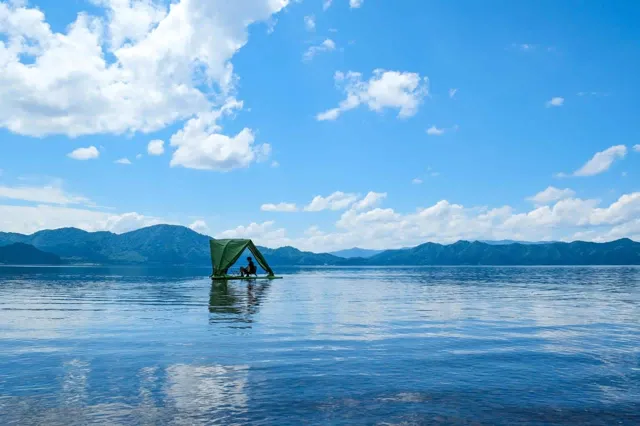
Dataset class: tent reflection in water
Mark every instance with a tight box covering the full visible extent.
[209,239,282,280]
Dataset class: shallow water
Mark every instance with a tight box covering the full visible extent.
[1,266,639,425]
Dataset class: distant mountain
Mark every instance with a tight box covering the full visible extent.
[0,243,63,265]
[0,225,638,266]
[478,240,557,245]
[329,247,384,258]
[0,225,341,266]
[345,239,640,266]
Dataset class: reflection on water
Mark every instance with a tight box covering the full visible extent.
[208,281,271,326]
[0,266,639,425]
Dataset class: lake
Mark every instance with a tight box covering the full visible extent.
[1,266,639,425]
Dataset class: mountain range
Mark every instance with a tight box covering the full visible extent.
[0,225,638,266]
[0,243,63,265]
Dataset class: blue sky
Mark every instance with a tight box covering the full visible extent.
[0,0,639,251]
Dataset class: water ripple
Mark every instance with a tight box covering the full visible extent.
[1,265,639,425]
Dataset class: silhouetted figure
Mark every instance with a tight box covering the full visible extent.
[240,256,257,277]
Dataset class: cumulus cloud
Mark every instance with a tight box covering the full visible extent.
[527,186,576,205]
[352,191,387,211]
[147,139,164,156]
[546,97,565,107]
[633,144,640,152]
[572,145,627,177]
[426,125,445,136]
[115,158,132,165]
[67,146,100,160]
[0,0,288,170]
[188,220,209,234]
[317,69,429,121]
[304,15,315,31]
[261,202,298,212]
[216,221,291,248]
[218,189,640,252]
[303,38,336,61]
[349,0,363,8]
[304,191,358,212]
[169,99,271,171]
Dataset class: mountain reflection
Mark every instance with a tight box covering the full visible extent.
[208,281,271,326]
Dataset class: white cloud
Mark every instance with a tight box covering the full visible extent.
[304,191,358,212]
[546,97,565,107]
[188,220,209,234]
[115,158,132,165]
[271,160,280,168]
[323,0,333,10]
[0,0,289,172]
[261,202,298,212]
[67,146,100,160]
[135,153,143,159]
[426,125,445,136]
[147,139,164,156]
[633,144,640,152]
[0,181,91,206]
[349,0,363,8]
[449,88,457,99]
[0,204,162,235]
[572,145,627,177]
[304,15,315,31]
[352,191,387,211]
[412,178,423,184]
[303,38,336,61]
[216,221,290,247]
[527,186,576,205]
[169,99,271,171]
[317,69,429,121]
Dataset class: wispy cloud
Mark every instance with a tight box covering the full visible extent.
[577,91,609,97]
[527,186,576,205]
[304,15,315,31]
[115,158,132,165]
[449,88,458,99]
[304,191,358,211]
[0,181,92,206]
[303,39,336,61]
[412,178,423,184]
[557,145,628,177]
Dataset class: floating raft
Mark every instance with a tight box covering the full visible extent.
[211,275,283,281]
[209,238,282,281]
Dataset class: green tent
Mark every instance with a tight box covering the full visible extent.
[209,239,276,278]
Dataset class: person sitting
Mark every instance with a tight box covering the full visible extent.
[240,256,257,277]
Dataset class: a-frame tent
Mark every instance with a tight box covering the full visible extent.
[209,239,276,279]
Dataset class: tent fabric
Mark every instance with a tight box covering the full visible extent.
[209,239,274,277]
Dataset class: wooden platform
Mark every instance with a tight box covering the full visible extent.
[211,275,283,281]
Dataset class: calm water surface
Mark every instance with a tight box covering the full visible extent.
[0,266,639,425]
